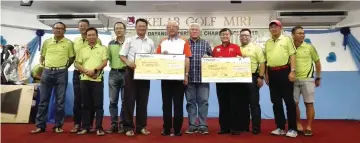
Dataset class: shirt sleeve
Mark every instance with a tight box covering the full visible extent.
[256,46,266,63]
[107,42,111,60]
[40,40,47,57]
[183,40,192,57]
[68,41,75,58]
[310,45,320,62]
[119,38,130,56]
[236,45,242,56]
[212,46,218,57]
[156,40,162,54]
[102,46,108,61]
[205,40,212,56]
[150,40,155,54]
[75,49,83,64]
[287,37,297,56]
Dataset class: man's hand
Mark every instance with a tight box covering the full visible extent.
[265,75,269,85]
[257,78,263,88]
[91,74,98,79]
[184,75,189,86]
[126,61,136,69]
[162,50,169,54]
[288,71,296,82]
[86,70,95,77]
[315,79,321,87]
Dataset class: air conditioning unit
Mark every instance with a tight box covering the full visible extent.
[271,11,348,26]
[37,13,110,28]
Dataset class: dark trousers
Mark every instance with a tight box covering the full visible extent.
[73,70,95,127]
[109,69,125,129]
[123,68,150,132]
[246,74,261,131]
[36,69,67,129]
[216,83,249,132]
[268,66,297,130]
[80,80,104,130]
[161,80,185,133]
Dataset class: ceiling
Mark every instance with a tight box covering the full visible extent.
[1,1,360,13]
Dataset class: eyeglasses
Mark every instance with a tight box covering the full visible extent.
[53,27,65,30]
[240,35,251,37]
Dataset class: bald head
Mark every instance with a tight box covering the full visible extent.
[167,20,179,37]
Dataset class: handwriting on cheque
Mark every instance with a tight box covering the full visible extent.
[202,57,252,79]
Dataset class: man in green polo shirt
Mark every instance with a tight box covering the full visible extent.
[106,21,127,134]
[71,19,102,133]
[291,26,321,136]
[75,27,107,136]
[31,22,75,134]
[239,28,266,134]
[264,20,298,138]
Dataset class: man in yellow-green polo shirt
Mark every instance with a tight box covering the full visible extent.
[31,64,44,83]
[106,22,127,134]
[75,27,107,136]
[264,20,298,138]
[31,22,75,134]
[291,26,321,136]
[239,28,266,134]
[71,19,102,133]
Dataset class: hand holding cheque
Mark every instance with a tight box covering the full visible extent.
[134,53,252,83]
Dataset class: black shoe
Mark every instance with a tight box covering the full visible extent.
[252,130,261,135]
[105,127,118,134]
[172,132,182,136]
[161,129,171,136]
[231,131,241,135]
[218,130,230,134]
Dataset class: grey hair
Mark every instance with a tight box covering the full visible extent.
[167,20,179,26]
[188,23,201,30]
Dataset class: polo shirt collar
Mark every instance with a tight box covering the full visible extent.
[88,43,102,49]
[52,37,66,43]
[189,37,201,43]
[135,35,148,40]
[241,42,253,48]
[168,34,179,40]
[272,34,285,41]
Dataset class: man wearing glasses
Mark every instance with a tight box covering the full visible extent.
[31,22,75,134]
[239,28,266,134]
[106,22,127,134]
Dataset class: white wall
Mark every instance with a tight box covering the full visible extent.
[0,26,36,45]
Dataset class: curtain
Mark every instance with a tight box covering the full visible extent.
[27,30,44,65]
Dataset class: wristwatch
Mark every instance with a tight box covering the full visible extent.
[258,76,264,79]
[315,77,321,80]
[185,73,189,76]
[291,69,296,72]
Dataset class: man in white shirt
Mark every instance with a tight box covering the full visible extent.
[119,18,155,137]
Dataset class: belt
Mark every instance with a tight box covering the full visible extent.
[45,67,66,70]
[111,68,126,72]
[269,65,289,70]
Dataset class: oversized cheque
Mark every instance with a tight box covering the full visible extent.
[201,57,252,83]
[134,54,185,80]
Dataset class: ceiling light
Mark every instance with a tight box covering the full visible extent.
[20,0,33,6]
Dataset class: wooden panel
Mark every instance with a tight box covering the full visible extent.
[1,84,38,123]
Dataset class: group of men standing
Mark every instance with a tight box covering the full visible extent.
[30,18,321,138]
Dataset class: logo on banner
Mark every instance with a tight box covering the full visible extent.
[127,16,135,26]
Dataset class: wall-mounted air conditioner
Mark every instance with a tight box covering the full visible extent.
[271,11,348,27]
[37,13,110,28]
